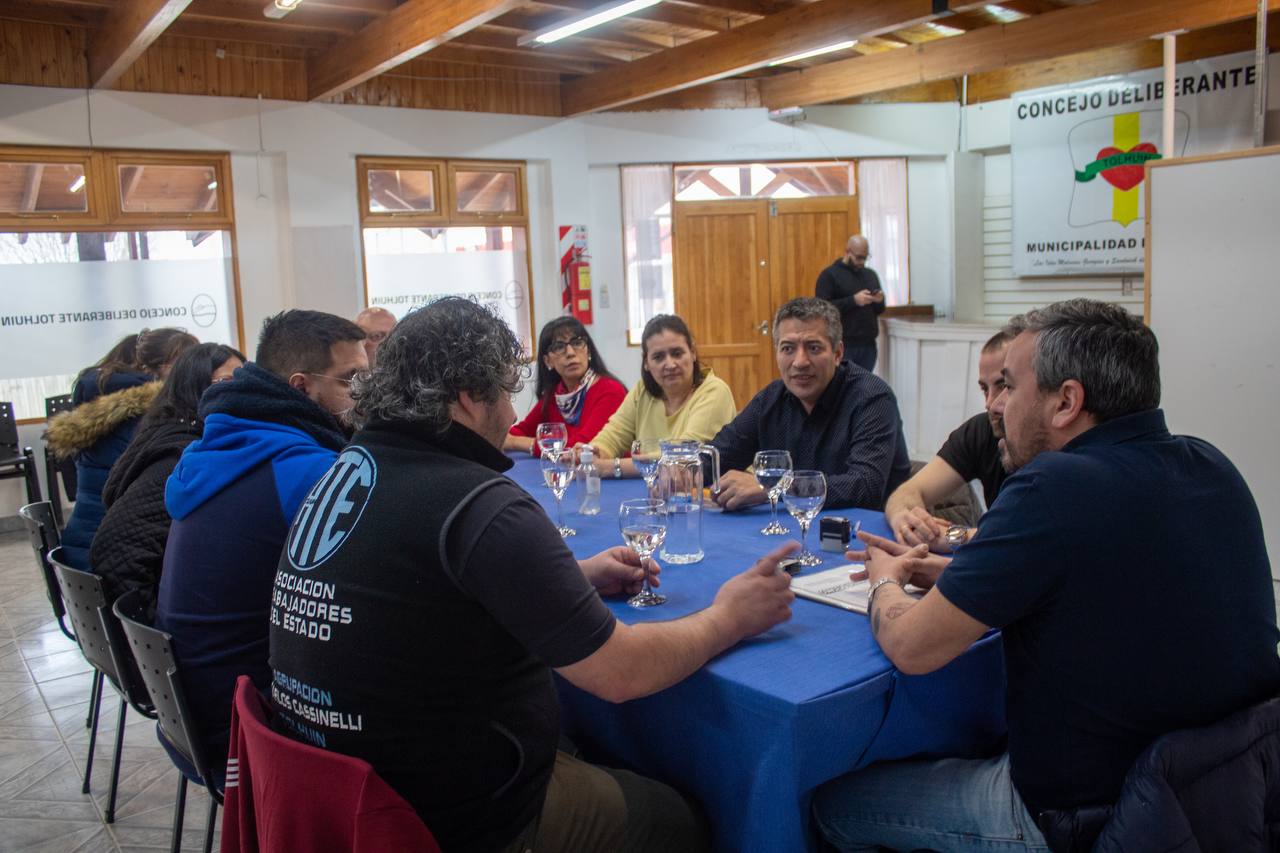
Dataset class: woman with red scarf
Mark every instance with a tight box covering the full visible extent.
[506,317,625,455]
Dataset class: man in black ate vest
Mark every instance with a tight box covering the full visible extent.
[269,297,798,853]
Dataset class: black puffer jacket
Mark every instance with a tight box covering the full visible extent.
[89,417,202,618]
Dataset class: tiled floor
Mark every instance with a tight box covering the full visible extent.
[0,532,219,853]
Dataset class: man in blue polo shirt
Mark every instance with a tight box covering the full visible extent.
[813,299,1279,852]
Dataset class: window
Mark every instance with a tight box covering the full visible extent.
[856,159,910,306]
[674,161,854,201]
[0,147,242,421]
[621,165,674,345]
[356,157,532,351]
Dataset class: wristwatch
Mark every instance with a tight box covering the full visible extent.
[613,458,623,479]
[945,524,972,549]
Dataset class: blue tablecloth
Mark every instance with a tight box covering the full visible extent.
[506,458,1006,853]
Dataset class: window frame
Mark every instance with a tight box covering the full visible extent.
[356,156,448,226]
[103,150,234,228]
[355,156,535,353]
[0,145,245,423]
[0,147,108,229]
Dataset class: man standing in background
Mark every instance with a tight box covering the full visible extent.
[355,306,397,369]
[816,234,885,372]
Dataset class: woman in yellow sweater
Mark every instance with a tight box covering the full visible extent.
[586,314,737,478]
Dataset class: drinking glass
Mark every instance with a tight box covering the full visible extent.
[631,438,662,497]
[784,470,827,566]
[619,498,667,608]
[535,422,568,459]
[753,449,793,535]
[541,449,577,537]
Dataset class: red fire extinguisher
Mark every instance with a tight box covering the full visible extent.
[559,225,593,325]
[565,259,593,325]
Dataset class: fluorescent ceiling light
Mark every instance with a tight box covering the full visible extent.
[68,176,85,193]
[767,40,857,67]
[263,0,303,20]
[520,0,662,47]
[984,4,1028,23]
[926,21,965,36]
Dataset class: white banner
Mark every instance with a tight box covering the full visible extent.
[1011,52,1259,276]
[365,250,531,346]
[0,258,237,381]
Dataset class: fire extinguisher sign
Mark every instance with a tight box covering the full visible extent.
[558,225,593,325]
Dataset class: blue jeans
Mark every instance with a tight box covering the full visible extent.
[812,753,1049,852]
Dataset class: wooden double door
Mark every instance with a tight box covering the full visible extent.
[673,195,859,409]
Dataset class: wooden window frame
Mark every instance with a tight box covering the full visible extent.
[357,157,448,226]
[447,160,526,222]
[355,156,535,352]
[0,147,108,229]
[104,150,234,228]
[0,145,247,420]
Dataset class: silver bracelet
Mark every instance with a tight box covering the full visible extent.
[867,577,903,610]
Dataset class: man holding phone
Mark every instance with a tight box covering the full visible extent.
[816,234,885,372]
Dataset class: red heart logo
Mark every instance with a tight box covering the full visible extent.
[1096,143,1157,192]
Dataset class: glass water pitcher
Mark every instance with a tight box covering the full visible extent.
[655,439,720,564]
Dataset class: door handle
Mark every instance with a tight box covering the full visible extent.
[757,320,770,335]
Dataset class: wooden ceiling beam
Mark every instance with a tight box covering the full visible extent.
[561,0,988,115]
[427,43,600,74]
[761,0,1280,108]
[0,0,105,28]
[665,0,780,16]
[89,0,194,89]
[307,0,520,99]
[452,28,626,63]
[165,18,339,49]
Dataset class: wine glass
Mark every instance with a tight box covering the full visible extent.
[535,422,568,459]
[631,438,662,497]
[753,449,793,535]
[619,498,666,608]
[784,470,827,566]
[541,449,577,537]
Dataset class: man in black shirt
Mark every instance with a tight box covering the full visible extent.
[885,329,1012,549]
[712,297,910,511]
[815,234,886,371]
[813,300,1280,852]
[270,297,798,853]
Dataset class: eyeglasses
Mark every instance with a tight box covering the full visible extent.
[850,253,869,261]
[306,372,354,387]
[547,336,588,355]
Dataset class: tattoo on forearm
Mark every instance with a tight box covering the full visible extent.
[884,602,912,622]
[871,607,881,636]
[870,591,914,638]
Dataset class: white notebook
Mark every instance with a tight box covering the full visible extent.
[790,564,923,614]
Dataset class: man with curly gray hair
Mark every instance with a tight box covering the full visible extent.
[269,297,798,853]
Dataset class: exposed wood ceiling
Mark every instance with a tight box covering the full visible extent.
[0,0,1272,118]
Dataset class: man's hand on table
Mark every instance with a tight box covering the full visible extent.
[581,546,661,597]
[713,470,768,511]
[846,531,951,590]
[888,506,956,552]
[709,542,798,640]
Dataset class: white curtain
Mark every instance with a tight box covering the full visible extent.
[856,159,910,306]
[621,165,674,343]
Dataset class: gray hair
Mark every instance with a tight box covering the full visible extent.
[351,296,524,431]
[1002,299,1160,422]
[773,297,843,348]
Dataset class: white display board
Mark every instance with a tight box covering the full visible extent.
[1145,146,1280,579]
[1012,52,1259,276]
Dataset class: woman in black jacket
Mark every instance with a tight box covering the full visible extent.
[90,342,246,616]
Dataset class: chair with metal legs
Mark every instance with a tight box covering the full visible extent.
[17,503,101,733]
[114,589,222,853]
[48,548,157,822]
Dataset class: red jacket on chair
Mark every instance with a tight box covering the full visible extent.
[221,676,440,853]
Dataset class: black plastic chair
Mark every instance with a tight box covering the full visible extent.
[17,502,100,733]
[0,401,42,506]
[48,547,158,823]
[44,394,78,529]
[114,589,222,853]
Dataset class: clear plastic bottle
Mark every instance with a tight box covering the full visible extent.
[578,447,602,516]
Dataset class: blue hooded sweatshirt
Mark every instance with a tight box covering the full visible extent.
[155,362,347,785]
